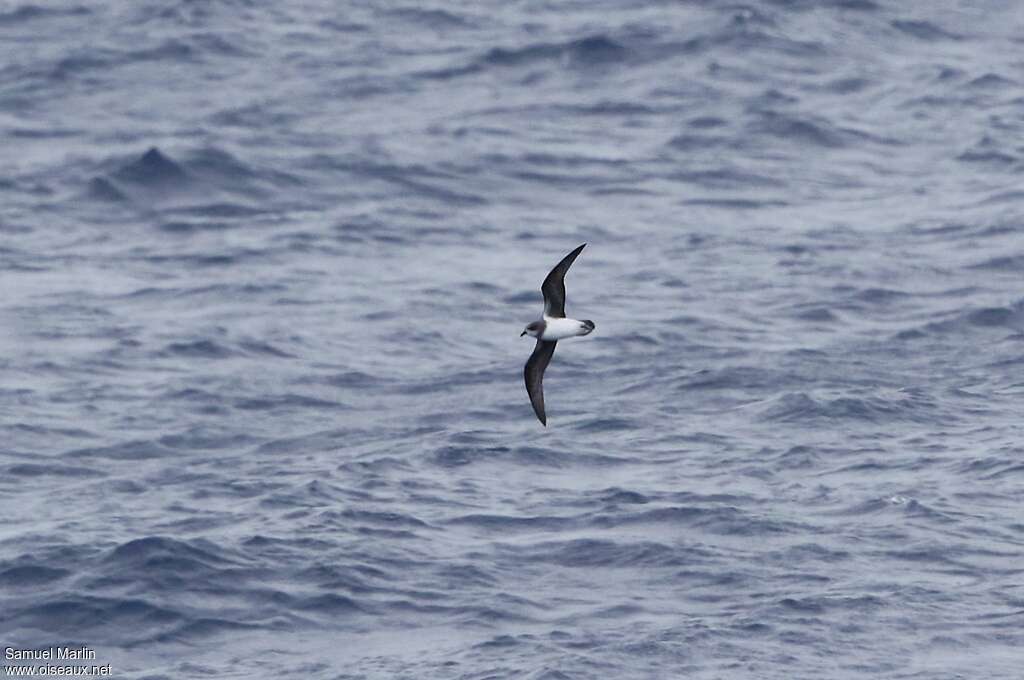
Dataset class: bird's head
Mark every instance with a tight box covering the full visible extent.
[521,321,543,338]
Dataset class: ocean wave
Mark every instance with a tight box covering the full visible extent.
[483,34,629,69]
[510,538,686,568]
[0,4,89,24]
[758,390,942,425]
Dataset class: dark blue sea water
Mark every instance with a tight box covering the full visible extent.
[3,1,1024,677]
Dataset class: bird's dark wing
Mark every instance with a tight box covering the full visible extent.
[541,243,586,318]
[524,339,557,426]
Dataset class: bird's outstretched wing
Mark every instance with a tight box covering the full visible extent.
[541,243,586,318]
[524,340,557,426]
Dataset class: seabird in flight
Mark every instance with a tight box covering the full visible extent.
[520,243,595,426]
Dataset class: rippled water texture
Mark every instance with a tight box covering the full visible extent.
[2,1,1024,678]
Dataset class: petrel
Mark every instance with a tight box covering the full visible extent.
[520,243,595,425]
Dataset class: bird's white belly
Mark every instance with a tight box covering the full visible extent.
[542,317,587,340]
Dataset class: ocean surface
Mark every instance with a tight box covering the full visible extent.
[2,1,1024,678]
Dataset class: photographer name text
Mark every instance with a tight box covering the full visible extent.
[5,647,96,661]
